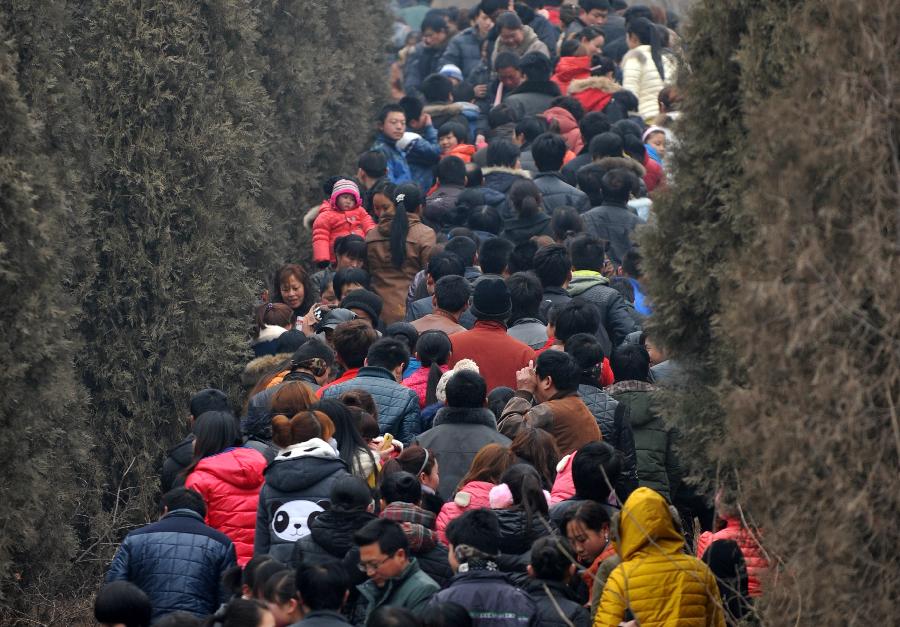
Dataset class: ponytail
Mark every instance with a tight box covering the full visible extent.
[389,183,422,269]
[415,330,452,405]
[501,464,550,536]
[628,18,665,81]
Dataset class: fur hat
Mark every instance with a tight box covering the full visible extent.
[436,358,480,403]
[330,179,362,208]
[469,276,512,321]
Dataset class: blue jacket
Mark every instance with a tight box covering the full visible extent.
[106,509,236,621]
[405,124,441,192]
[429,568,537,627]
[322,366,423,444]
[372,133,413,185]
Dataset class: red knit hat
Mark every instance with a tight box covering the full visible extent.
[330,179,362,208]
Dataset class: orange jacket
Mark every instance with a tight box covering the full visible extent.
[696,517,768,597]
[442,143,476,163]
[551,56,591,95]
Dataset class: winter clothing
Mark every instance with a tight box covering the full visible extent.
[551,56,591,95]
[559,151,591,187]
[482,166,532,220]
[381,502,454,587]
[503,80,561,119]
[543,107,584,154]
[495,508,554,573]
[501,211,553,246]
[185,447,267,566]
[567,76,622,114]
[696,517,768,598]
[252,324,288,358]
[621,45,664,122]
[538,286,571,323]
[499,390,601,455]
[435,480,493,545]
[410,309,468,336]
[578,384,639,499]
[581,201,644,265]
[425,183,465,227]
[429,568,537,627]
[444,143,477,163]
[366,211,437,324]
[415,406,511,500]
[643,151,664,193]
[161,436,193,493]
[403,364,450,408]
[439,27,486,79]
[371,133,413,185]
[312,199,375,265]
[566,270,639,355]
[106,509,236,621]
[507,318,548,350]
[594,488,725,627]
[295,610,354,627]
[339,289,383,327]
[405,124,443,192]
[448,321,536,392]
[532,171,591,214]
[316,367,360,398]
[527,13,561,56]
[322,366,423,444]
[293,509,377,567]
[424,102,479,140]
[357,559,440,620]
[406,296,477,329]
[404,43,448,98]
[525,579,591,627]
[608,380,681,502]
[254,439,350,565]
[491,25,550,67]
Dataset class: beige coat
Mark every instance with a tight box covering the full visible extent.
[621,45,664,122]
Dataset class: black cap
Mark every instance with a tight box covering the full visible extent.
[291,338,335,367]
[316,308,358,332]
[189,388,229,418]
[469,276,512,321]
[340,289,384,325]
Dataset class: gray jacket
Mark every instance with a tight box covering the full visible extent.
[533,172,591,214]
[581,202,644,264]
[578,384,639,499]
[507,318,548,349]
[438,27,485,79]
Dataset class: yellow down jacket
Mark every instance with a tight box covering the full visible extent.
[593,488,725,627]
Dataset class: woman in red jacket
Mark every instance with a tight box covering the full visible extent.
[185,411,267,566]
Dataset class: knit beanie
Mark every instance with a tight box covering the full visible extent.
[330,179,362,208]
[290,338,334,368]
[469,276,512,321]
[340,289,384,326]
[436,358,480,403]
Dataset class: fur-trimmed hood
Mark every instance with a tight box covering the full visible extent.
[242,353,290,388]
[432,406,499,429]
[568,75,623,96]
[423,101,480,118]
[596,155,646,177]
[481,166,533,179]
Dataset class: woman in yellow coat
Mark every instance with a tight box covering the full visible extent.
[594,488,726,627]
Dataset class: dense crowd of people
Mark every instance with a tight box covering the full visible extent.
[95,2,769,626]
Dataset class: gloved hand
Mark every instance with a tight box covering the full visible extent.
[396,131,422,151]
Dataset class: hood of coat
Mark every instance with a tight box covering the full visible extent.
[432,406,498,429]
[242,354,290,388]
[567,270,609,296]
[543,106,578,134]
[424,102,465,117]
[616,487,684,560]
[167,436,194,465]
[553,56,591,82]
[596,155,646,177]
[309,509,377,557]
[265,439,347,492]
[483,167,532,194]
[196,447,266,489]
[567,75,623,96]
[607,380,655,427]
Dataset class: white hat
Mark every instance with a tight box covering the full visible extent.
[436,359,480,403]
[439,64,464,82]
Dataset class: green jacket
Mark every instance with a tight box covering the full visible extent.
[607,380,681,502]
[358,558,440,620]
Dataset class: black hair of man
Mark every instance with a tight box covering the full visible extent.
[438,121,468,145]
[445,508,501,556]
[622,133,645,162]
[609,276,634,302]
[514,116,549,144]
[399,96,424,124]
[495,11,523,30]
[486,138,520,168]
[481,0,508,16]
[434,275,472,313]
[153,611,202,627]
[454,81,476,104]
[478,237,515,274]
[623,5,653,24]
[468,205,501,234]
[381,471,423,505]
[494,51,521,72]
[365,338,410,373]
[422,73,454,103]
[535,349,579,392]
[421,12,449,33]
[445,369,487,409]
[611,118,643,139]
[580,0,611,11]
[448,227,479,246]
[622,248,642,278]
[549,96,585,122]
[332,267,371,301]
[554,297,602,342]
[368,607,422,627]
[421,603,472,627]
[427,250,466,282]
[579,112,611,147]
[160,487,206,518]
[576,163,605,205]
[296,562,348,612]
[384,322,420,353]
[578,25,604,42]
[531,132,567,172]
[508,240,539,274]
[353,517,409,555]
[359,151,388,178]
[530,535,576,581]
[487,102,519,128]
[589,132,624,160]
[506,272,543,322]
[610,342,651,382]
[332,320,378,368]
[532,243,571,288]
[564,332,606,372]
[600,168,635,204]
[571,440,621,501]
[518,51,553,82]
[568,234,606,271]
[437,155,467,187]
[465,162,484,187]
[94,581,152,627]
[378,103,405,124]
[189,388,230,418]
[445,236,477,266]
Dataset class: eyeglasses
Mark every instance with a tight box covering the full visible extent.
[357,553,395,573]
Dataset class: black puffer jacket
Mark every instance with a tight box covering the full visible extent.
[482,167,532,220]
[161,436,193,493]
[532,172,591,214]
[495,509,555,580]
[567,272,638,355]
[293,509,376,568]
[524,579,591,627]
[581,201,644,265]
[501,212,553,246]
[578,384,639,499]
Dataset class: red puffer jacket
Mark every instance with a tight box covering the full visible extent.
[312,202,376,264]
[435,480,494,545]
[543,106,584,155]
[186,447,267,565]
[696,516,769,597]
[551,56,590,95]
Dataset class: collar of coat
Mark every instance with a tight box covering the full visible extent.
[481,166,532,179]
[510,79,561,98]
[423,102,464,117]
[567,75,623,96]
[274,438,338,462]
[433,405,498,429]
[607,379,655,395]
[596,155,646,177]
[355,366,399,382]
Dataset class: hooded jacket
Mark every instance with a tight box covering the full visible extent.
[415,406,512,500]
[312,202,376,264]
[434,480,494,545]
[621,45,664,122]
[322,366,423,444]
[551,56,591,95]
[532,171,591,214]
[490,25,550,68]
[567,76,623,114]
[293,509,377,568]
[254,438,350,564]
[501,211,553,246]
[543,106,584,154]
[581,201,644,265]
[482,166,532,220]
[578,384,639,499]
[161,436,194,493]
[696,517,769,598]
[607,380,681,502]
[494,509,554,575]
[567,271,638,355]
[185,447,267,566]
[594,488,725,627]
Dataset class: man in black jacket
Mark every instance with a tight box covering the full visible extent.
[531,133,591,214]
[161,388,230,492]
[581,168,644,265]
[295,562,354,627]
[106,488,236,622]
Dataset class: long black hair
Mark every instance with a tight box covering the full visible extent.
[389,183,423,268]
[627,17,665,81]
[501,463,549,536]
[182,411,242,477]
[314,399,377,480]
[415,330,452,406]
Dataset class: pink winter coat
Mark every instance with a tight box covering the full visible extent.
[185,447,267,566]
[543,106,584,155]
[312,201,375,264]
[696,516,769,597]
[402,364,449,408]
[435,480,494,545]
[550,452,576,504]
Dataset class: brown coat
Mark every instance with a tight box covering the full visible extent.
[367,212,436,324]
[411,309,467,336]
[499,390,601,454]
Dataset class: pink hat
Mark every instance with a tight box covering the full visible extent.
[330,179,362,208]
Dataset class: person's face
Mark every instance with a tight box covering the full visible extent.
[422,28,448,49]
[499,27,524,48]
[336,253,364,271]
[359,544,406,587]
[647,132,666,158]
[279,275,305,310]
[582,34,605,56]
[267,599,299,627]
[566,519,610,564]
[475,11,494,36]
[320,284,339,307]
[498,66,524,90]
[381,111,407,141]
[644,337,665,365]
[373,193,394,218]
[335,193,356,211]
[421,458,440,491]
[583,8,608,25]
[439,133,459,153]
